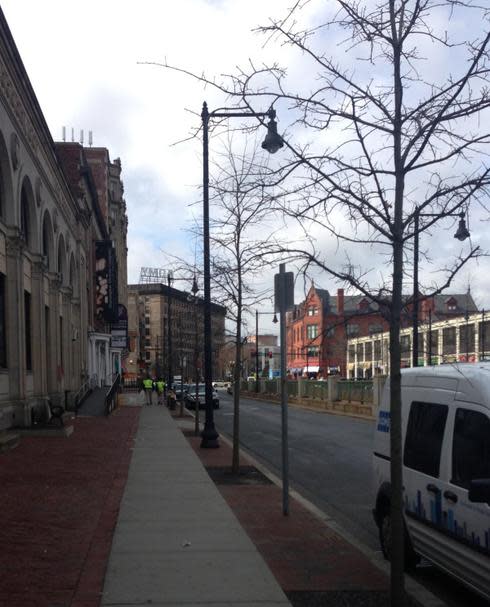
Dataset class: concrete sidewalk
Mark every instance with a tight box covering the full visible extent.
[102,401,291,607]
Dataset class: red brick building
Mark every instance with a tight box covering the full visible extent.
[287,286,389,378]
[287,285,477,378]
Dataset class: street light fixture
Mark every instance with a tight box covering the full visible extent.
[255,309,278,393]
[412,209,470,367]
[201,102,283,448]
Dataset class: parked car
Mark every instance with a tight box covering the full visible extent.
[212,380,229,388]
[184,384,220,409]
[373,363,490,601]
[173,383,188,402]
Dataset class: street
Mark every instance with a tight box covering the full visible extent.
[213,390,489,607]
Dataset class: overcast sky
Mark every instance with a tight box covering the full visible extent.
[2,1,489,334]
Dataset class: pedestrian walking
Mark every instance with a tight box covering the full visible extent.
[142,376,153,405]
[156,378,165,405]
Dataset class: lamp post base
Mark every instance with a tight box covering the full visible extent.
[200,422,220,449]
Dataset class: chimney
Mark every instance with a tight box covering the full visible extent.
[337,288,344,316]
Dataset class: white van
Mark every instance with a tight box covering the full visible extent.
[373,363,490,600]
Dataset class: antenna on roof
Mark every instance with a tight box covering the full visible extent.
[62,126,66,142]
[71,128,74,142]
[80,129,84,145]
[88,131,93,147]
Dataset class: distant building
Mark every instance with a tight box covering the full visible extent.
[347,310,489,377]
[287,284,478,378]
[127,283,226,382]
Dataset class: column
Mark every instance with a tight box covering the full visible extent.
[61,287,73,393]
[31,258,47,395]
[47,274,62,395]
[5,235,25,402]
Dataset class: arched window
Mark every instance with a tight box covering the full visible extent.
[21,187,29,245]
[57,241,64,283]
[42,216,50,269]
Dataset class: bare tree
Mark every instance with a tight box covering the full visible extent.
[150,2,490,602]
[206,135,281,474]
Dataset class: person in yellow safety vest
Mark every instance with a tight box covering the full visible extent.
[142,376,153,405]
[156,379,165,405]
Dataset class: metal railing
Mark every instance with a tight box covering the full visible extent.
[336,379,373,404]
[73,380,91,413]
[105,373,121,416]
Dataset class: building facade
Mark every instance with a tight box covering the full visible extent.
[287,286,390,378]
[0,9,128,429]
[287,285,477,378]
[346,310,490,377]
[126,283,226,383]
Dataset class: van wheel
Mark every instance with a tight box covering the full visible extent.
[379,509,419,570]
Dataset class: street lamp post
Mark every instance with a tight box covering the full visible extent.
[201,102,283,448]
[255,309,278,393]
[167,271,173,388]
[412,209,470,367]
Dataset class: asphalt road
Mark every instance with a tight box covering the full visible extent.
[213,390,489,607]
[214,389,379,550]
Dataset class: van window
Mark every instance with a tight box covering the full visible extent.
[452,409,490,489]
[404,402,448,477]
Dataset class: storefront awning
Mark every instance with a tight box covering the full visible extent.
[305,365,320,373]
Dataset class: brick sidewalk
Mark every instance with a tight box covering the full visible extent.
[180,422,414,607]
[0,407,139,607]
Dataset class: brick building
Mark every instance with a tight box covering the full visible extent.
[126,283,226,383]
[287,285,477,378]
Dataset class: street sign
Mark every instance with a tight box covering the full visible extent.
[274,271,294,312]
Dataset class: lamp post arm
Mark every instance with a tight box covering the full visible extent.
[209,109,275,120]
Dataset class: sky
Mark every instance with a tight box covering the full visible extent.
[2,1,490,335]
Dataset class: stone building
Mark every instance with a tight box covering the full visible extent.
[126,283,226,383]
[0,9,128,430]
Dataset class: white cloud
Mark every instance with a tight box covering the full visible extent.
[1,0,489,318]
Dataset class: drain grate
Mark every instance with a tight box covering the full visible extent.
[205,465,273,486]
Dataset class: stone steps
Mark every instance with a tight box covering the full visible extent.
[0,430,20,452]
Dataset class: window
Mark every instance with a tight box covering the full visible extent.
[0,274,6,368]
[145,328,150,336]
[25,291,32,371]
[369,324,383,335]
[145,316,150,325]
[400,334,411,354]
[443,327,456,355]
[20,187,29,246]
[145,351,151,361]
[326,326,335,337]
[346,324,359,337]
[145,339,151,347]
[452,409,490,489]
[404,402,448,477]
[306,324,318,339]
[307,346,319,357]
[307,306,318,316]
